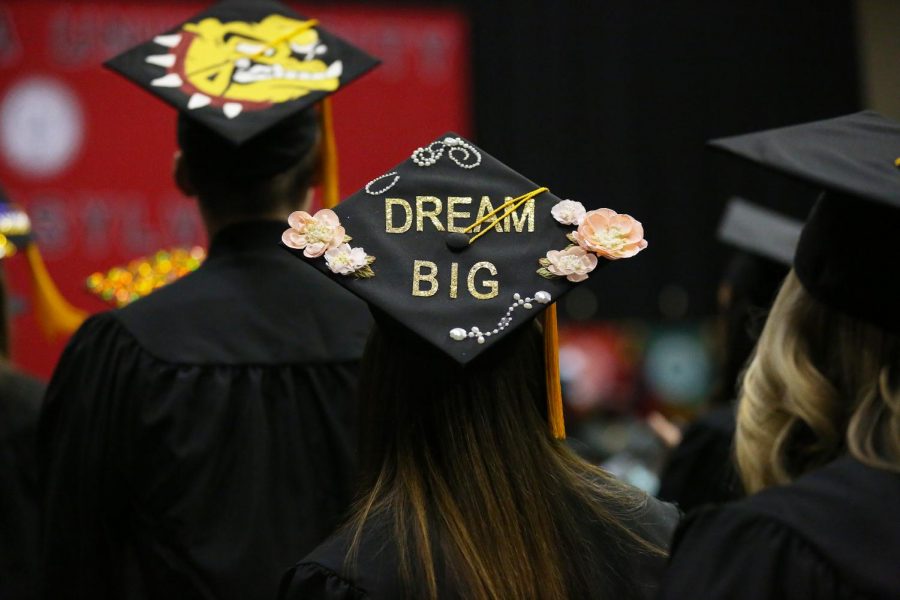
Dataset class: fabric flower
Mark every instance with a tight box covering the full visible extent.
[282,209,346,258]
[572,208,648,259]
[551,199,587,226]
[324,244,369,275]
[545,246,598,282]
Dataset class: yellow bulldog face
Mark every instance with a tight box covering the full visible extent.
[149,14,342,114]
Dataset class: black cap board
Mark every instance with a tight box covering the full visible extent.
[708,111,900,333]
[104,0,380,146]
[717,197,802,266]
[280,133,649,365]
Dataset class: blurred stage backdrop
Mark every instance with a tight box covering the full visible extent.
[0,0,470,377]
[0,0,867,490]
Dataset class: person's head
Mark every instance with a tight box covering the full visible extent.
[349,319,661,600]
[736,270,900,493]
[173,108,321,234]
[711,250,788,407]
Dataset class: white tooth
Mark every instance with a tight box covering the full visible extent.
[325,60,343,78]
[151,73,183,88]
[235,58,251,69]
[146,54,176,68]
[316,44,328,55]
[154,34,182,48]
[187,93,211,109]
[272,64,284,78]
[223,103,243,119]
[235,42,265,55]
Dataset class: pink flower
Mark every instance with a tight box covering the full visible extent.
[282,209,346,258]
[551,199,587,226]
[324,244,368,275]
[572,208,648,260]
[545,246,598,282]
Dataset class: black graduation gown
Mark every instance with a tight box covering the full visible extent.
[659,456,900,599]
[279,495,680,600]
[0,365,45,600]
[657,405,742,512]
[38,220,372,600]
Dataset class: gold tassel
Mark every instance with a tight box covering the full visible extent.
[25,243,87,339]
[319,97,340,209]
[543,303,566,439]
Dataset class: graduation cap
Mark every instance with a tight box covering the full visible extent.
[0,190,33,258]
[281,133,649,438]
[709,111,900,333]
[104,0,380,206]
[717,197,802,266]
[0,186,87,338]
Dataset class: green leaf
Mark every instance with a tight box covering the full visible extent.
[353,265,375,279]
[536,267,558,279]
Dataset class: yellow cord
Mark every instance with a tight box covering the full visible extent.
[25,244,88,339]
[544,303,566,439]
[465,187,548,244]
[319,97,340,208]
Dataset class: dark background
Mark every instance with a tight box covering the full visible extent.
[333,0,861,320]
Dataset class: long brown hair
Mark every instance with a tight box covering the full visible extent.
[346,321,663,600]
[737,271,900,493]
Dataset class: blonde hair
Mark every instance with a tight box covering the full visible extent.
[736,270,900,494]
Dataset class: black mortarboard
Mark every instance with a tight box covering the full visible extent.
[709,111,900,333]
[104,0,380,204]
[281,133,649,437]
[105,0,378,145]
[717,197,802,266]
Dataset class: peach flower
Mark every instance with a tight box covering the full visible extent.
[551,199,587,226]
[324,244,369,275]
[545,246,598,282]
[282,209,346,258]
[572,208,647,259]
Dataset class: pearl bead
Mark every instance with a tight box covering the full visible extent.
[449,328,467,341]
[514,293,521,300]
[477,336,485,344]
[524,303,532,309]
[535,291,552,304]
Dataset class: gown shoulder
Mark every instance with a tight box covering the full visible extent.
[659,457,900,600]
[281,492,680,600]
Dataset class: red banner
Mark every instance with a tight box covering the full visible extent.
[0,1,471,378]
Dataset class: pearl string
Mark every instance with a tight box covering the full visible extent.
[449,291,552,344]
[412,137,482,169]
[364,171,400,196]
